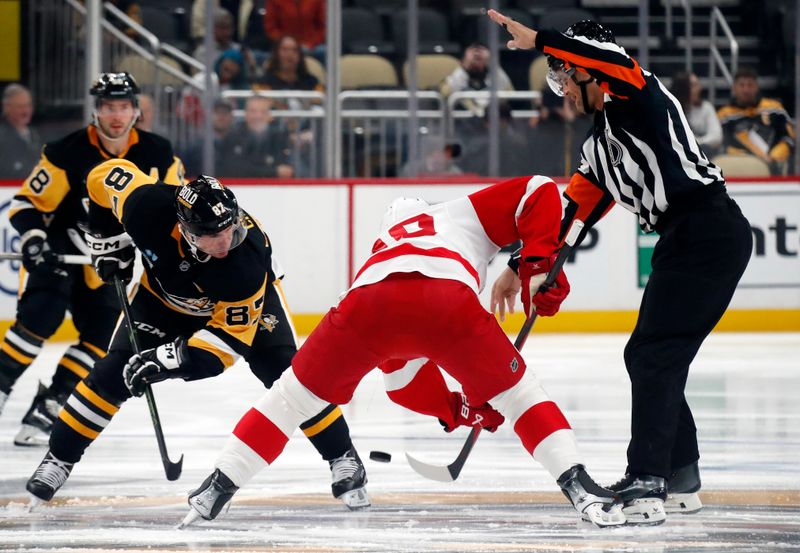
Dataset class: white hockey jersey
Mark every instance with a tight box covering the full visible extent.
[350,175,563,295]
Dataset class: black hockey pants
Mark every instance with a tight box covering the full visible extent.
[624,189,752,478]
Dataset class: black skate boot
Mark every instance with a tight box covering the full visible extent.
[27,450,74,502]
[180,469,239,528]
[329,446,370,510]
[557,465,626,527]
[14,382,64,447]
[666,461,702,514]
[609,473,667,525]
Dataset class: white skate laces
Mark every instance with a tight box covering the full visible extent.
[329,448,370,510]
[558,465,626,528]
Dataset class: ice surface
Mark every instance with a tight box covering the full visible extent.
[0,333,798,552]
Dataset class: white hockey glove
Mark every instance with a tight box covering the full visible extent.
[85,231,135,284]
[124,340,189,397]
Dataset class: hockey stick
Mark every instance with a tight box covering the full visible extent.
[113,276,184,481]
[406,220,585,483]
[0,252,91,264]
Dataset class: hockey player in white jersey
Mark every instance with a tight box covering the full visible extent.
[181,175,626,528]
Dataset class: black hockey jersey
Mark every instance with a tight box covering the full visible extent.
[86,158,274,376]
[9,125,184,248]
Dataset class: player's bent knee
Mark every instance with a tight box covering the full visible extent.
[268,367,329,422]
[488,370,550,425]
[84,350,133,403]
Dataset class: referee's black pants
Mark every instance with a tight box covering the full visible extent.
[623,191,752,478]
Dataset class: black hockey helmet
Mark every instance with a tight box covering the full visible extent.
[546,20,615,99]
[175,176,240,235]
[175,176,247,257]
[89,72,141,107]
[546,20,616,72]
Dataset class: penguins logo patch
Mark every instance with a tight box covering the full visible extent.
[260,313,280,332]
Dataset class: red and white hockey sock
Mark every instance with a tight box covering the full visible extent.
[490,370,582,479]
[216,368,329,486]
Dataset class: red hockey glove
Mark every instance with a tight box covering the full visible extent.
[440,392,505,433]
[519,255,570,317]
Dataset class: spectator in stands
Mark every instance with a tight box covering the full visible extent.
[193,8,258,78]
[718,66,795,175]
[215,49,251,91]
[135,93,154,132]
[0,84,42,179]
[459,104,528,177]
[263,0,326,62]
[671,71,722,156]
[191,0,253,43]
[226,95,294,177]
[106,0,143,40]
[255,35,324,96]
[526,88,592,176]
[400,135,463,177]
[440,43,514,118]
[183,98,238,177]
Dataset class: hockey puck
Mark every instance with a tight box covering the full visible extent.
[369,450,392,463]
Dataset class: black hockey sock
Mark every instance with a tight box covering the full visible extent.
[50,380,121,464]
[0,323,44,393]
[300,404,353,461]
[50,342,104,398]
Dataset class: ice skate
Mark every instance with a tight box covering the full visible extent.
[666,461,702,514]
[0,389,8,416]
[14,382,63,447]
[557,465,626,527]
[182,469,238,527]
[609,473,667,525]
[26,450,74,501]
[329,446,370,510]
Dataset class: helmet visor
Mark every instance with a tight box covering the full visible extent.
[182,210,247,257]
[546,65,575,97]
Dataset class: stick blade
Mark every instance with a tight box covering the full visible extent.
[165,454,184,481]
[405,452,457,483]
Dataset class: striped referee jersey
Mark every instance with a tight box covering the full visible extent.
[535,29,724,235]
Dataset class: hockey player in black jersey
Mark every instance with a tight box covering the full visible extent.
[487,11,752,524]
[0,72,184,446]
[26,159,369,510]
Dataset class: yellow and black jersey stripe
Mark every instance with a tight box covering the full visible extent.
[9,125,184,239]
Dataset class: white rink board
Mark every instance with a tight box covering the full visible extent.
[0,181,797,318]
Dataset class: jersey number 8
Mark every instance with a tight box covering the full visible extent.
[104,166,134,191]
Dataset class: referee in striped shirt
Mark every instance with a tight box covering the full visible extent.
[488,10,752,524]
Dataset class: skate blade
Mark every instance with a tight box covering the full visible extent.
[14,425,50,447]
[339,487,371,510]
[176,507,204,530]
[26,494,43,513]
[580,503,627,527]
[665,492,702,514]
[623,498,666,526]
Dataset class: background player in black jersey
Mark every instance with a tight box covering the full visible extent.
[487,11,752,525]
[26,160,369,510]
[0,73,184,447]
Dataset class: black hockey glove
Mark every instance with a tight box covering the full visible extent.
[123,340,191,397]
[85,231,135,284]
[20,230,67,277]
